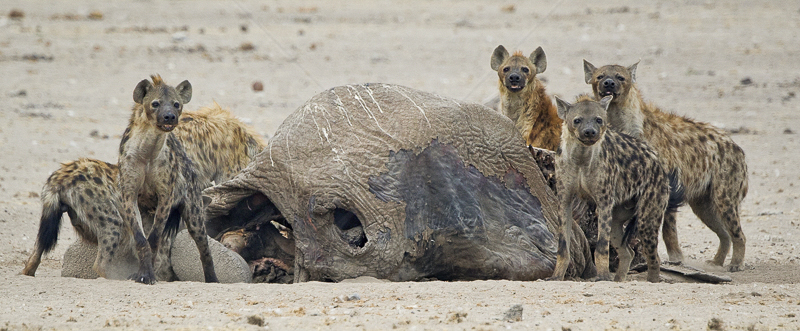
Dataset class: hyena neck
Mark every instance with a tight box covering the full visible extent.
[607,86,645,138]
[561,132,602,168]
[122,105,169,162]
[500,78,545,133]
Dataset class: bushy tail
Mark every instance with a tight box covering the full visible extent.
[23,183,65,276]
[36,186,65,254]
[666,169,686,214]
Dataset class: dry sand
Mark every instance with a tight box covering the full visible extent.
[1,0,799,329]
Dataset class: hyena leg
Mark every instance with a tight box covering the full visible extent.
[689,196,731,268]
[639,209,662,283]
[714,185,746,272]
[93,209,125,278]
[594,201,614,282]
[610,215,633,282]
[182,191,218,283]
[549,192,576,281]
[661,210,683,264]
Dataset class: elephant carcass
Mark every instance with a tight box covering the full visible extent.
[204,83,594,282]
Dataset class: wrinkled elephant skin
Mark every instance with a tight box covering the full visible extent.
[204,84,594,282]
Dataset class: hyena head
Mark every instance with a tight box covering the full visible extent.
[556,95,613,146]
[132,74,192,132]
[491,45,547,93]
[583,60,638,104]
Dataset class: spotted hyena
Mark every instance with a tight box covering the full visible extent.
[584,60,749,271]
[490,45,562,150]
[550,95,669,283]
[22,101,264,280]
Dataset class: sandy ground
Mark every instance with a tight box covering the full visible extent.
[1,0,799,329]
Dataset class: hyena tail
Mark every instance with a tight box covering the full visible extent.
[162,206,182,238]
[622,216,638,248]
[36,186,67,255]
[666,169,686,214]
[22,183,66,276]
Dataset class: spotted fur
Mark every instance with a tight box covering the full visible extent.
[550,95,669,283]
[22,102,264,279]
[584,61,749,271]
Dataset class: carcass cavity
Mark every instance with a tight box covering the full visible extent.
[334,208,367,248]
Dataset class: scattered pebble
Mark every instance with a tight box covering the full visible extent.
[740,77,753,85]
[240,42,255,51]
[88,10,103,20]
[247,315,265,327]
[503,304,523,322]
[708,317,724,330]
[252,81,264,92]
[9,9,24,20]
[784,128,795,134]
[448,311,467,323]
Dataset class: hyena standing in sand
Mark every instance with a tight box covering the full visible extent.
[22,102,264,279]
[584,61,749,271]
[120,74,219,284]
[490,45,562,151]
[550,95,670,282]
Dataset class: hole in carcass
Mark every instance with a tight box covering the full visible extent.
[206,192,295,283]
[333,208,366,248]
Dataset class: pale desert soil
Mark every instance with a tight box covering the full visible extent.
[1,0,799,330]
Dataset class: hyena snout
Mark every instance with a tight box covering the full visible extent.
[157,111,179,131]
[505,73,526,91]
[599,78,619,96]
[581,128,598,140]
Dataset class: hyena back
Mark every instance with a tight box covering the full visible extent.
[550,95,669,283]
[584,60,749,271]
[22,159,126,277]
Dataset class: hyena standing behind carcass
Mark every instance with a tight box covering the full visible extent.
[550,95,670,283]
[22,100,264,281]
[584,60,749,271]
[490,45,562,151]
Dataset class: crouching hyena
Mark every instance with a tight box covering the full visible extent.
[584,60,749,271]
[22,102,264,279]
[550,95,669,282]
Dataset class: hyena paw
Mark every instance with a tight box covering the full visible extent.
[129,270,156,285]
[727,264,744,272]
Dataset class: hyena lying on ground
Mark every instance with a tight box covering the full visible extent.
[490,45,562,151]
[584,60,749,271]
[22,82,264,282]
[550,95,670,283]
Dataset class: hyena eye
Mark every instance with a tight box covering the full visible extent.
[521,67,530,73]
[502,67,510,73]
[151,101,160,108]
[596,75,604,80]
[173,102,180,108]
[617,75,625,81]
[595,118,603,124]
[573,118,582,125]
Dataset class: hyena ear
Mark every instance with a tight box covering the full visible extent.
[599,95,613,110]
[554,96,571,120]
[176,80,192,104]
[491,45,509,71]
[628,61,639,83]
[202,195,212,208]
[133,79,153,104]
[583,60,597,84]
[530,46,547,74]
